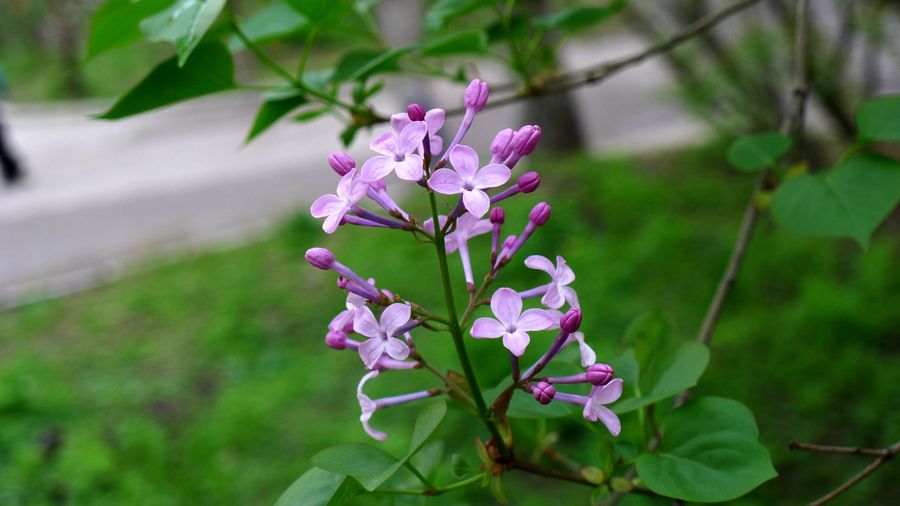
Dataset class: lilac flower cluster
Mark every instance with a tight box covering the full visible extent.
[306,80,622,441]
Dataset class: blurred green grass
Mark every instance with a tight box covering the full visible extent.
[1,143,898,505]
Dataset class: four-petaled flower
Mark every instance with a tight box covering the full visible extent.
[310,170,368,234]
[357,370,387,441]
[525,255,578,309]
[567,332,596,367]
[354,303,412,368]
[429,145,511,218]
[361,121,428,182]
[584,378,623,436]
[471,287,554,356]
[392,109,445,156]
[424,213,492,253]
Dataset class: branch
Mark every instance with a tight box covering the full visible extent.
[509,459,593,487]
[803,441,900,506]
[372,0,763,124]
[789,440,897,458]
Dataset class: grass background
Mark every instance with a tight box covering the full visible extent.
[1,143,898,505]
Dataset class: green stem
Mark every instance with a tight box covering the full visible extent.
[373,473,485,496]
[427,192,510,458]
[404,462,436,490]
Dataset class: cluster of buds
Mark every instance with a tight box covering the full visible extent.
[306,79,622,440]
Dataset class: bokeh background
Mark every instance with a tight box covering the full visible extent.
[1,1,898,505]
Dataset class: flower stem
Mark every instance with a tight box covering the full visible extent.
[428,191,510,459]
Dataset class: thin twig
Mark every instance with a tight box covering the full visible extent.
[807,442,900,506]
[789,440,897,458]
[510,459,593,487]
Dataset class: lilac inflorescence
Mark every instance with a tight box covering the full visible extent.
[305,80,622,440]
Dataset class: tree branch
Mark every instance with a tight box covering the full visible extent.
[804,441,900,506]
[789,440,898,458]
[509,459,593,487]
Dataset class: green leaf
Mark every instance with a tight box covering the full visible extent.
[294,108,329,122]
[857,95,900,142]
[425,0,492,31]
[771,154,900,248]
[311,443,400,491]
[275,468,352,506]
[284,0,336,23]
[636,397,777,502]
[726,132,792,172]
[246,91,308,142]
[536,0,626,32]
[88,0,175,59]
[331,46,415,83]
[422,30,488,56]
[311,401,446,491]
[451,454,477,478]
[614,342,710,414]
[623,310,673,368]
[98,42,234,119]
[140,0,227,66]
[228,1,308,50]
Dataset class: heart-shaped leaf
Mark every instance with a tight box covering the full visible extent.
[275,468,360,506]
[88,0,175,59]
[727,132,792,172]
[613,342,709,414]
[141,0,228,66]
[857,95,900,142]
[422,30,488,56]
[771,154,900,248]
[636,397,777,502]
[246,91,308,142]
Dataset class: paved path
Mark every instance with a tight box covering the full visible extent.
[0,35,708,308]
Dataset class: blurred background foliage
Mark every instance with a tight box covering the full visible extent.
[1,143,898,504]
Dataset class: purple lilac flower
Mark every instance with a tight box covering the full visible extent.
[357,371,441,441]
[495,202,552,267]
[391,107,445,156]
[361,121,428,182]
[489,171,541,206]
[441,80,489,161]
[470,287,554,356]
[546,363,615,386]
[504,125,541,168]
[310,171,368,234]
[519,255,578,309]
[428,145,511,218]
[353,303,413,368]
[328,151,356,175]
[532,381,556,405]
[490,128,515,163]
[566,332,596,367]
[425,213,492,286]
[555,378,623,436]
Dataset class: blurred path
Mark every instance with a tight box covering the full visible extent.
[0,35,707,308]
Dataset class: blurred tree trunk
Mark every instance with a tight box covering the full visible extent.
[521,0,585,153]
[46,0,88,98]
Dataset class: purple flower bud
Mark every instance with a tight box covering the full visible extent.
[511,126,536,153]
[560,308,583,333]
[464,79,489,111]
[520,125,541,155]
[490,207,506,224]
[586,363,615,386]
[517,172,541,193]
[502,235,516,249]
[328,152,355,176]
[528,202,551,226]
[305,247,335,270]
[490,128,515,161]
[532,381,556,405]
[326,331,348,350]
[407,103,426,122]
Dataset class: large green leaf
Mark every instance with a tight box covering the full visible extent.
[771,154,900,248]
[726,132,792,172]
[228,1,308,50]
[857,95,900,142]
[535,0,625,32]
[422,30,488,56]
[284,0,336,22]
[425,0,492,30]
[275,468,358,506]
[623,310,673,369]
[636,397,777,502]
[613,342,709,414]
[246,90,308,142]
[311,401,446,491]
[88,0,175,59]
[140,0,227,66]
[98,42,234,119]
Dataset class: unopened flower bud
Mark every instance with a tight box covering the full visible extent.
[490,128,515,160]
[326,331,348,350]
[511,125,536,153]
[560,308,583,333]
[464,79,489,111]
[519,125,541,155]
[490,207,506,224]
[328,152,355,176]
[528,202,551,226]
[533,381,556,405]
[305,247,335,270]
[586,363,615,386]
[407,103,426,121]
[517,172,540,193]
